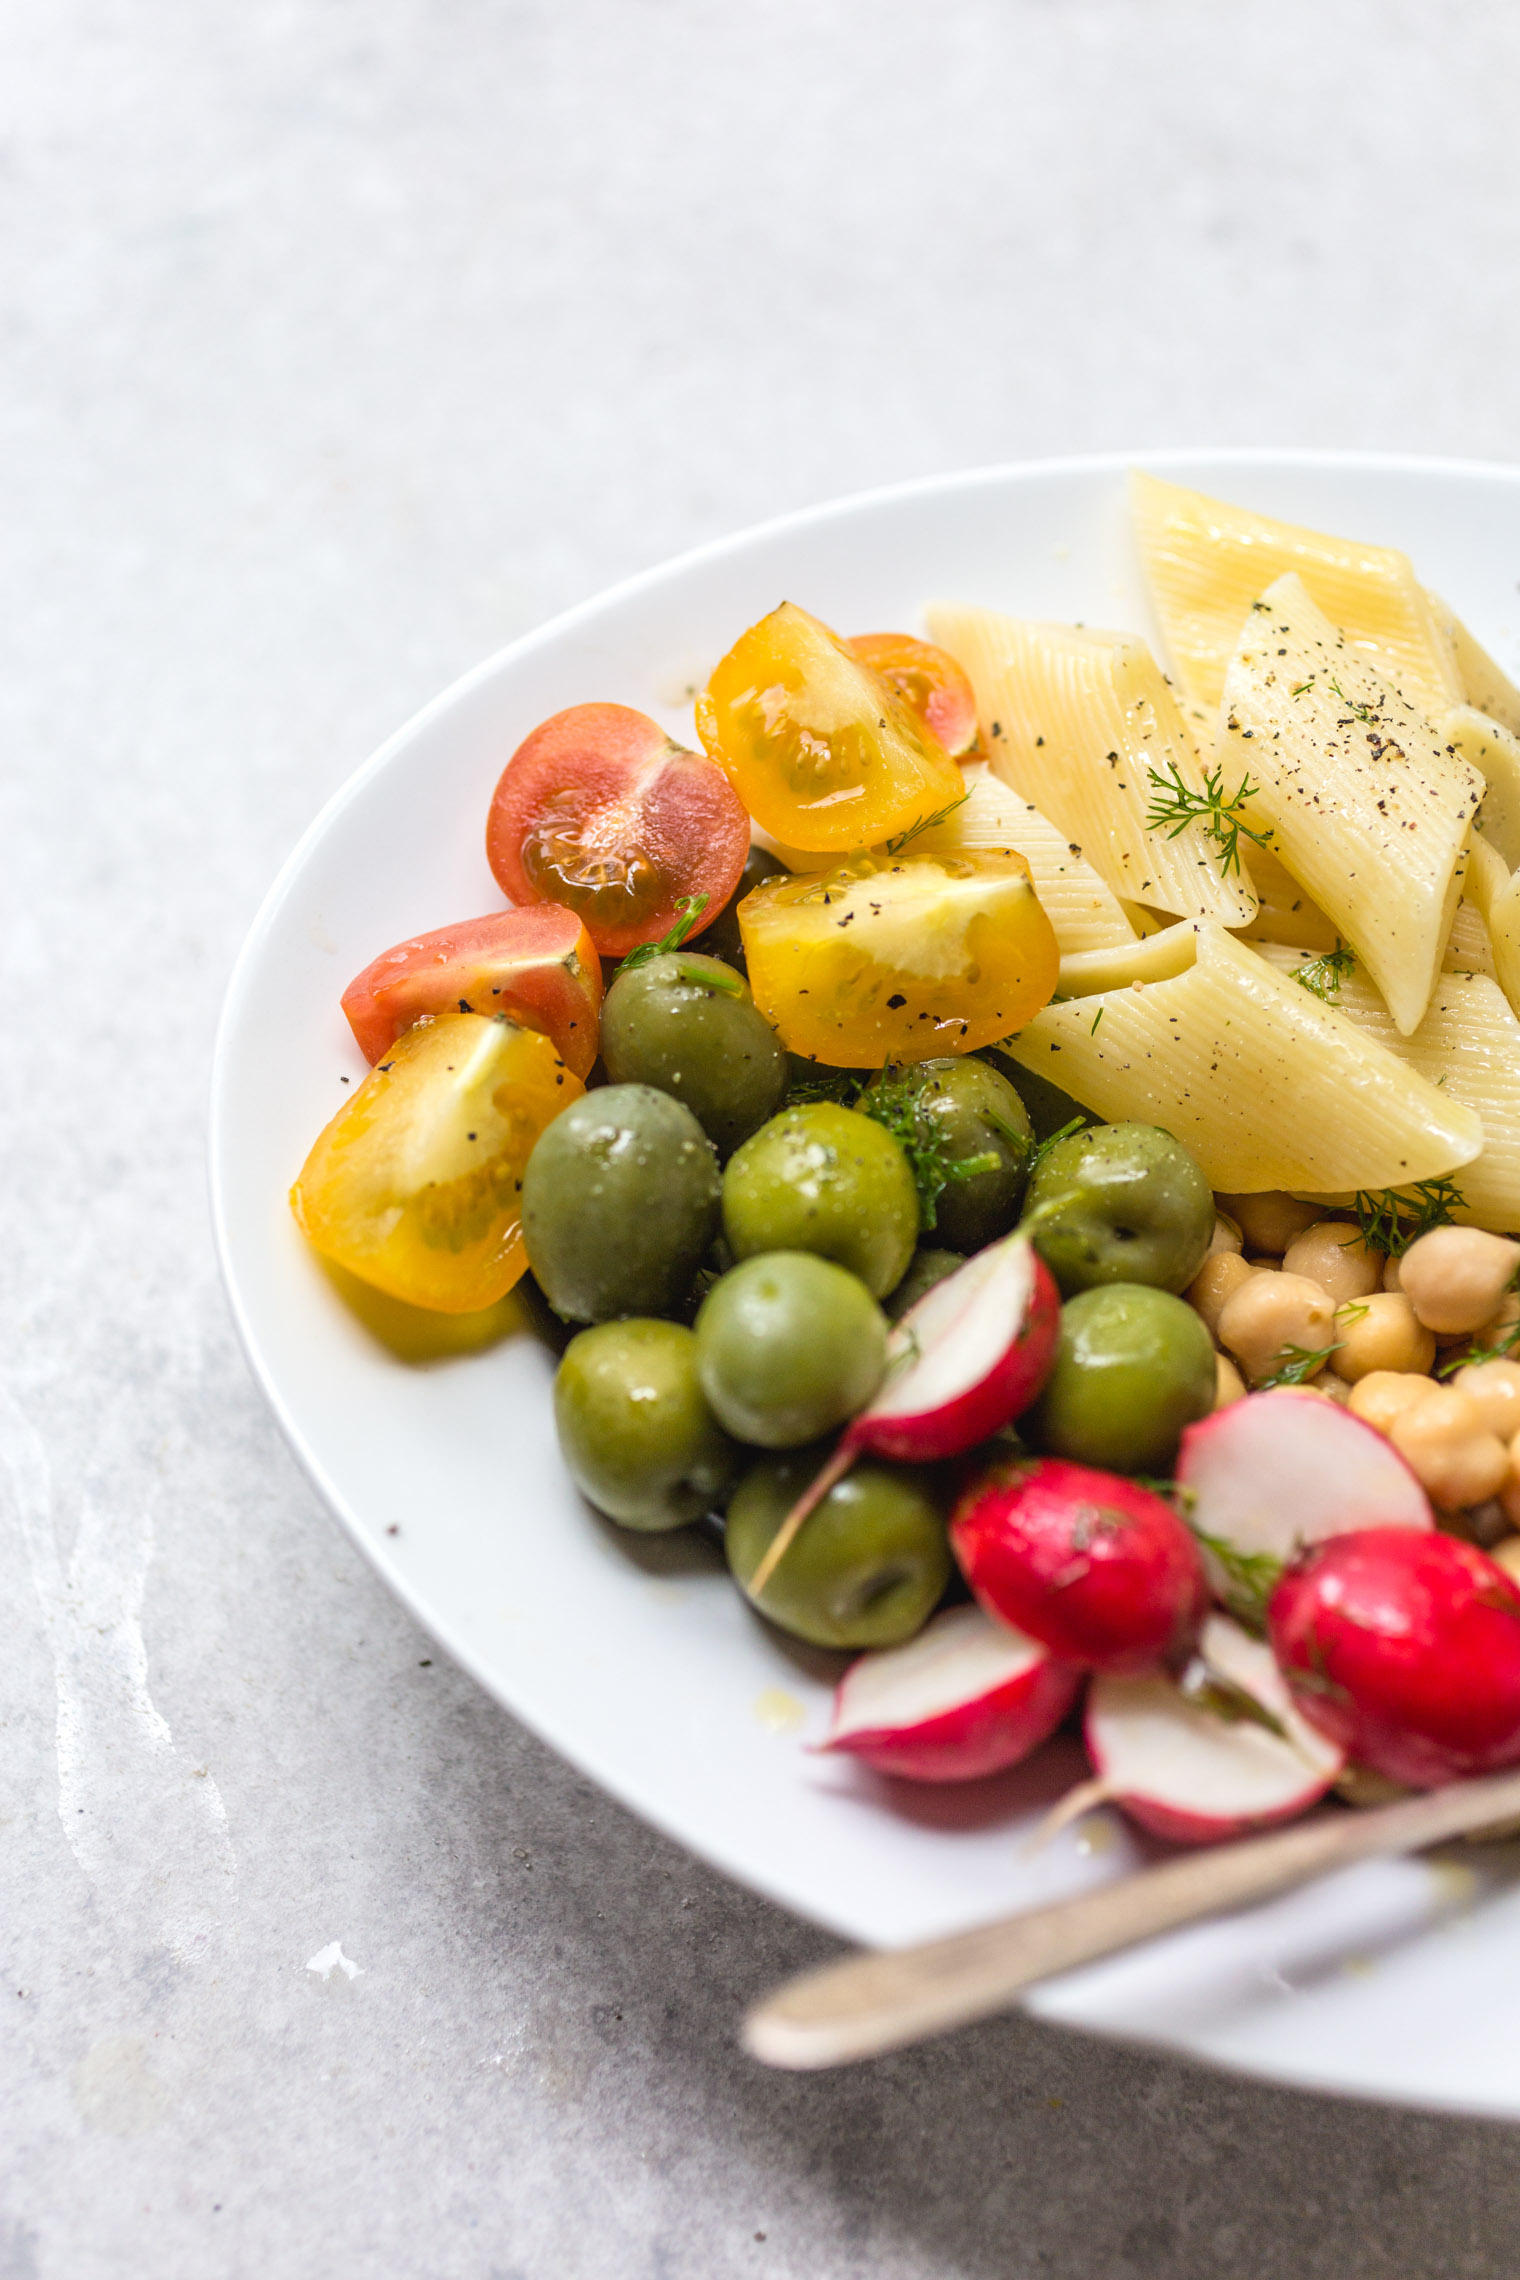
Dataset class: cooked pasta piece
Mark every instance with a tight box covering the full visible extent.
[925,604,1257,926]
[1444,707,1520,872]
[1235,842,1341,955]
[1427,596,1520,739]
[1444,897,1498,980]
[1218,574,1481,1035]
[1464,829,1520,1024]
[1131,473,1462,721]
[1056,921,1199,997]
[1253,945,1520,1232]
[1000,924,1481,1194]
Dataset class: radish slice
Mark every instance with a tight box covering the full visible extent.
[821,1604,1081,1783]
[857,1231,1060,1462]
[1176,1390,1430,1616]
[1085,1612,1345,1845]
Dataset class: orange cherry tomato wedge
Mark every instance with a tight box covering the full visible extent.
[291,1012,580,1312]
[848,633,980,760]
[738,851,1059,1066]
[485,703,750,959]
[341,904,603,1078]
[695,601,965,853]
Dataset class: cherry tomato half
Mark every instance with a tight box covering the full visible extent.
[291,1012,581,1312]
[341,904,603,1078]
[485,703,750,959]
[848,633,980,760]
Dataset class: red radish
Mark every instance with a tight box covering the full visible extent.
[1269,1527,1520,1788]
[820,1603,1080,1783]
[340,904,604,1077]
[1177,1392,1430,1614]
[743,1235,1059,1599]
[1082,1613,1344,1845]
[950,1459,1208,1674]
[485,703,750,957]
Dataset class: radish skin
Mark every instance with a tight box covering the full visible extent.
[821,1604,1080,1782]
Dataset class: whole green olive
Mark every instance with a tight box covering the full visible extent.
[894,1057,1033,1251]
[726,1449,950,1648]
[554,1319,739,1530]
[600,952,788,1155]
[722,1102,918,1298]
[695,1251,887,1446]
[1027,1282,1216,1473]
[699,845,792,973]
[522,1084,719,1322]
[1024,1122,1214,1296]
[884,1247,965,1323]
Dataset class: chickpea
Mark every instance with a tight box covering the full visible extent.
[1348,1370,1439,1437]
[1185,1251,1256,1337]
[1389,1387,1510,1508]
[1383,1254,1403,1293]
[1318,1372,1354,1406]
[1216,1191,1323,1255]
[1282,1220,1385,1308]
[1216,1270,1336,1387]
[1490,1532,1520,1581]
[1452,1360,1520,1441]
[1207,1212,1244,1258]
[1399,1226,1520,1335]
[1214,1352,1246,1409]
[1476,1289,1520,1354]
[1333,1294,1436,1383]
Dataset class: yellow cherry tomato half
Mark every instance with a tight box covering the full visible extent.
[847,633,980,760]
[738,852,1060,1067]
[695,601,965,854]
[291,1012,581,1312]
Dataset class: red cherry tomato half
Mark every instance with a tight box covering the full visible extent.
[848,633,980,760]
[341,904,603,1078]
[485,703,751,958]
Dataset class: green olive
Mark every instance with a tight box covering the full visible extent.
[884,1247,965,1322]
[522,1084,720,1322]
[722,1102,918,1298]
[983,1049,1097,1146]
[1027,1282,1216,1473]
[695,1252,887,1446]
[1024,1122,1214,1296]
[600,952,788,1155]
[726,1450,950,1648]
[700,845,792,973]
[897,1057,1033,1251]
[554,1319,739,1530]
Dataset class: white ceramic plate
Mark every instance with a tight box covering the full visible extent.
[213,451,1520,2116]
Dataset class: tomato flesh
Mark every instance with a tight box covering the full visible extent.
[485,703,750,958]
[291,1012,581,1312]
[341,904,602,1078]
[738,852,1060,1066]
[848,633,980,759]
[695,601,965,853]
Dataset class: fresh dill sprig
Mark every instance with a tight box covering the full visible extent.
[1257,1343,1341,1390]
[1189,1527,1284,1633]
[1328,676,1378,725]
[1353,1178,1467,1258]
[1143,758,1273,879]
[617,893,711,973]
[1436,1297,1520,1378]
[1179,1658,1290,1739]
[1291,938,1357,1003]
[1027,1116,1087,1178]
[855,1064,1000,1232]
[882,791,971,856]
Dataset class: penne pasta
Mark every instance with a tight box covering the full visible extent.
[1443,706,1520,872]
[1427,594,1520,739]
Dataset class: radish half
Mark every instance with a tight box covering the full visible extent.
[1176,1390,1430,1616]
[1083,1612,1345,1845]
[745,1233,1060,1600]
[820,1603,1081,1783]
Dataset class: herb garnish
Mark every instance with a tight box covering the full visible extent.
[1189,1526,1284,1631]
[1353,1178,1467,1258]
[1257,1343,1341,1390]
[1143,758,1273,879]
[1291,939,1357,1002]
[617,893,711,973]
[855,1064,1001,1232]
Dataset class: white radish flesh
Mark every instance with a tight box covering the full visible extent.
[822,1603,1080,1783]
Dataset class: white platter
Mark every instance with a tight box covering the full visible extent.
[212,451,1520,2116]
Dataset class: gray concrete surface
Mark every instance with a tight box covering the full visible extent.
[6,2,1520,2272]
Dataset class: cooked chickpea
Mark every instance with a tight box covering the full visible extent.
[1282,1220,1385,1307]
[1185,1251,1256,1337]
[1490,1532,1520,1581]
[1207,1212,1244,1258]
[1451,1360,1520,1441]
[1399,1227,1520,1335]
[1383,1253,1403,1293]
[1389,1387,1510,1508]
[1215,1191,1323,1256]
[1216,1269,1336,1387]
[1214,1352,1246,1409]
[1318,1372,1353,1406]
[1348,1370,1440,1436]
[1476,1289,1520,1354]
[1333,1294,1436,1383]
